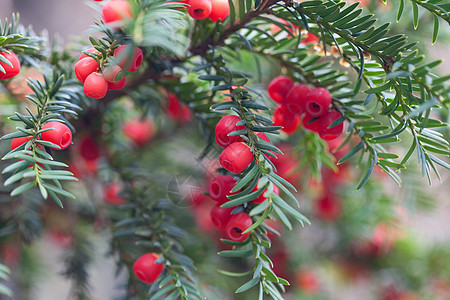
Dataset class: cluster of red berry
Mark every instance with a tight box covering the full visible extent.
[0,50,21,80]
[174,0,230,22]
[74,45,143,99]
[269,76,344,140]
[10,121,73,152]
[215,115,256,173]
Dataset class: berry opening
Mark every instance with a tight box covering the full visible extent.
[61,132,71,148]
[307,102,322,114]
[134,55,143,70]
[194,8,204,13]
[229,227,243,239]
[210,182,220,198]
[221,160,235,173]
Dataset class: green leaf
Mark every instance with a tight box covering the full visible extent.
[41,182,75,199]
[242,205,271,234]
[236,276,260,293]
[232,165,260,192]
[338,141,364,164]
[218,249,253,257]
[217,269,252,277]
[397,0,404,22]
[221,188,265,207]
[149,284,176,300]
[272,194,310,225]
[356,157,375,190]
[10,182,34,197]
[412,1,419,29]
[432,14,439,44]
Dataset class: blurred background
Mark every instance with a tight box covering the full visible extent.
[0,0,449,300]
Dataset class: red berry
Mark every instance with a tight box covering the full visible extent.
[84,72,108,99]
[272,105,301,135]
[0,51,21,80]
[208,175,237,203]
[122,118,156,147]
[114,45,143,72]
[302,33,319,44]
[284,84,311,115]
[302,113,320,133]
[10,136,32,151]
[209,0,230,22]
[78,47,99,61]
[303,87,332,117]
[210,204,235,231]
[104,183,126,205]
[252,182,280,204]
[107,75,127,90]
[317,110,344,141]
[132,253,164,284]
[41,121,73,150]
[215,115,245,147]
[74,57,99,83]
[267,76,294,103]
[102,0,133,24]
[188,0,212,20]
[219,142,253,173]
[224,213,252,242]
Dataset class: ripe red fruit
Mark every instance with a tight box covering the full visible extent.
[0,51,21,80]
[267,76,294,103]
[210,204,235,231]
[215,115,245,147]
[302,113,320,133]
[132,253,164,284]
[114,45,143,72]
[84,72,108,99]
[225,213,253,242]
[272,105,301,135]
[252,182,280,204]
[102,0,133,24]
[104,183,126,205]
[41,121,73,150]
[303,87,332,117]
[122,118,156,147]
[208,175,237,203]
[74,57,99,83]
[78,134,101,162]
[284,84,311,115]
[219,142,253,173]
[10,136,32,151]
[301,32,319,44]
[188,0,212,20]
[209,0,230,22]
[317,110,344,140]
